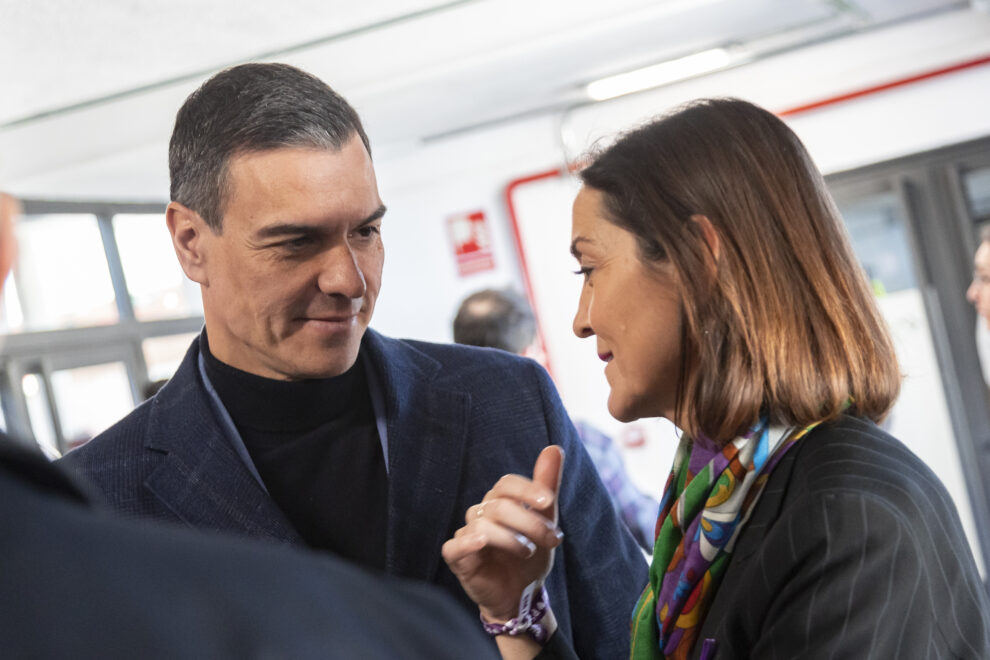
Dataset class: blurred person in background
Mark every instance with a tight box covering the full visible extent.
[966,226,990,328]
[58,62,645,658]
[453,287,659,551]
[0,191,500,659]
[443,99,990,659]
[965,226,990,384]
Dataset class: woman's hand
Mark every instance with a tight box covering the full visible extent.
[442,446,565,623]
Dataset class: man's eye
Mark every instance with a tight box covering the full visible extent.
[282,237,311,249]
[355,225,381,239]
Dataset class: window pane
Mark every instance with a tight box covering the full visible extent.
[51,362,134,452]
[964,167,990,222]
[0,271,26,333]
[114,213,203,321]
[836,191,982,570]
[142,332,198,383]
[839,193,917,295]
[11,214,118,332]
[22,373,59,458]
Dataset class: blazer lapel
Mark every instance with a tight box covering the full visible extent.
[141,338,301,544]
[364,331,471,581]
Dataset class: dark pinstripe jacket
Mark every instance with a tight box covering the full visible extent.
[691,415,990,659]
[537,415,990,659]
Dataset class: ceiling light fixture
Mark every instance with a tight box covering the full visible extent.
[585,47,735,101]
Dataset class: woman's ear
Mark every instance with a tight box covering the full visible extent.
[691,214,720,262]
[166,201,212,285]
[691,214,720,282]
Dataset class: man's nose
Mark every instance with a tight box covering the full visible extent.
[967,281,979,304]
[317,246,367,299]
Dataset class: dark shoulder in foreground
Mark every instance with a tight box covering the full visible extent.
[1,435,499,660]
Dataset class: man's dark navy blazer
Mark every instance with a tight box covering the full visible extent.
[61,329,648,659]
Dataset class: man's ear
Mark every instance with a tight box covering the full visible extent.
[166,201,212,285]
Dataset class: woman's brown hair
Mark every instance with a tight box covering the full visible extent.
[580,98,900,444]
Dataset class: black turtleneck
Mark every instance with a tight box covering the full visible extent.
[201,335,387,571]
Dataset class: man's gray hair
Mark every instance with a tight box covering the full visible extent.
[169,62,370,232]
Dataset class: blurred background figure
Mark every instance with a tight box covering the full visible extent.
[967,226,990,385]
[967,226,990,328]
[453,287,659,551]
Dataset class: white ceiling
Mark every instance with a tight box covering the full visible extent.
[0,0,975,189]
[0,0,455,124]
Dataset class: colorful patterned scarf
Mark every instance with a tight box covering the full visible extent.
[629,417,820,659]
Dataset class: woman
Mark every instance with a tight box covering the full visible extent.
[442,99,990,659]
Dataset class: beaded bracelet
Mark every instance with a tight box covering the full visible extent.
[480,582,551,644]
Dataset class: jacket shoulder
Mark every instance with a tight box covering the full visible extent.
[59,400,154,471]
[389,336,550,390]
[789,415,953,516]
[56,396,170,519]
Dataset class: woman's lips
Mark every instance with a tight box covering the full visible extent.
[598,352,613,363]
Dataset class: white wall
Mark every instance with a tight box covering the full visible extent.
[369,114,564,341]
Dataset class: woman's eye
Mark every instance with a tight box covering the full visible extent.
[573,266,593,281]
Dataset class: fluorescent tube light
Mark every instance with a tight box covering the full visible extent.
[585,47,734,101]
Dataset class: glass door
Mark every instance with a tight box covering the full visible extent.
[832,185,983,570]
[828,139,990,577]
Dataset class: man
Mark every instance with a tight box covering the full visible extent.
[453,288,659,551]
[59,63,646,657]
[0,192,498,659]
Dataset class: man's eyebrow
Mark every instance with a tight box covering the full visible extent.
[253,224,322,240]
[253,204,387,240]
[359,204,387,226]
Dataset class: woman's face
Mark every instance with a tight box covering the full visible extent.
[967,240,990,328]
[570,187,684,423]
